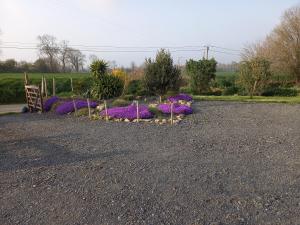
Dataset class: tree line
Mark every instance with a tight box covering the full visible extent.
[0,34,86,73]
[243,5,300,84]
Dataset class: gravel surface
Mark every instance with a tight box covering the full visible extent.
[0,101,299,225]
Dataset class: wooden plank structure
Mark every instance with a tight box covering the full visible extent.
[24,73,44,113]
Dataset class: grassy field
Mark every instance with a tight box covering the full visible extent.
[194,95,300,104]
[0,72,90,80]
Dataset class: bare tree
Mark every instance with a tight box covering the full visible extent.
[59,40,70,73]
[243,5,300,83]
[89,54,98,63]
[68,48,85,72]
[37,34,59,72]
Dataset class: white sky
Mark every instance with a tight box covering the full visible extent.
[0,0,299,67]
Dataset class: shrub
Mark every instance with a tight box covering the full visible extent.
[179,86,192,94]
[89,60,124,99]
[262,87,298,96]
[222,86,239,96]
[122,94,135,101]
[112,99,131,107]
[148,107,164,118]
[238,57,272,97]
[144,49,181,95]
[126,80,145,95]
[186,58,217,94]
[91,75,124,99]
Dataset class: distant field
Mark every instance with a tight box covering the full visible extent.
[0,72,90,80]
[216,71,238,77]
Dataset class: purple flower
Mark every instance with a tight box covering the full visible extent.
[158,103,193,115]
[56,99,97,115]
[167,93,193,103]
[100,104,153,120]
[44,96,59,112]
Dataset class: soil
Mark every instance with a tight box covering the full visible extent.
[0,101,299,225]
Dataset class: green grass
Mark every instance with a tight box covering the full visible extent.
[193,95,300,104]
[0,72,90,80]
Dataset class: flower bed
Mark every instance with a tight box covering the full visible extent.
[100,104,153,120]
[56,99,97,115]
[168,93,193,102]
[44,96,59,112]
[158,103,193,115]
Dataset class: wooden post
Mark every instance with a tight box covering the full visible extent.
[52,77,56,96]
[104,100,108,121]
[44,77,48,98]
[159,96,162,103]
[24,72,29,85]
[41,76,44,96]
[70,77,74,93]
[170,102,174,125]
[72,98,77,116]
[87,98,91,119]
[136,101,139,122]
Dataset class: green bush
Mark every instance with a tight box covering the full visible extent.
[179,86,192,94]
[126,80,145,95]
[122,94,135,101]
[89,60,124,100]
[222,86,239,96]
[111,98,130,107]
[262,87,298,97]
[144,49,181,95]
[238,57,272,97]
[186,58,217,94]
[148,106,164,118]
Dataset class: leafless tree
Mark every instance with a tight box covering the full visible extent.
[243,5,300,83]
[59,40,70,73]
[37,34,59,72]
[68,48,85,72]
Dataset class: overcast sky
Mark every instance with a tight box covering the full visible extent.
[0,0,299,67]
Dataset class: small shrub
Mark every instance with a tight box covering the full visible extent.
[112,99,131,107]
[186,58,217,94]
[262,87,298,96]
[222,86,239,96]
[126,80,148,96]
[144,49,181,95]
[148,107,164,118]
[179,86,192,94]
[76,108,89,117]
[122,94,135,101]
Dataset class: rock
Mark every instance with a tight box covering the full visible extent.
[97,104,105,111]
[124,118,130,122]
[155,119,160,123]
[162,119,167,124]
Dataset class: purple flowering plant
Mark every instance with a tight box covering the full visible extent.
[44,96,59,112]
[56,99,97,115]
[100,103,153,120]
[167,93,193,103]
[158,103,193,115]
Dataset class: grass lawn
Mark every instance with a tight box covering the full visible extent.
[193,95,300,104]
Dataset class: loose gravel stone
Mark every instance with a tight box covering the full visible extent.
[0,101,299,225]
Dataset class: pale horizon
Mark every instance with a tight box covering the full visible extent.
[1,0,299,67]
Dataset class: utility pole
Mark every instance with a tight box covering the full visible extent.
[206,45,210,60]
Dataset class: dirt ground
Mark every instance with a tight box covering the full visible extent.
[0,101,299,225]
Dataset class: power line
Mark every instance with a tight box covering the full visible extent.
[1,41,207,49]
[0,45,206,53]
[210,45,241,52]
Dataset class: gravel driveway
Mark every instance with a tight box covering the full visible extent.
[0,101,299,225]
